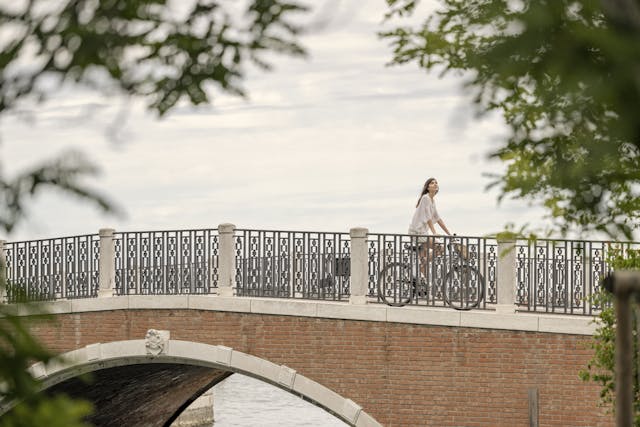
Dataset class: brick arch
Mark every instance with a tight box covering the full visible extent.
[7,301,612,426]
[18,335,381,427]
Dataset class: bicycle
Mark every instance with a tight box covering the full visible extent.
[376,236,485,310]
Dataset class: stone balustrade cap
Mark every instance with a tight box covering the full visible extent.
[350,227,368,238]
[218,223,236,233]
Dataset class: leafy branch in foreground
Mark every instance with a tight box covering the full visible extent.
[0,277,93,426]
[579,247,640,425]
[0,0,309,116]
[381,0,640,239]
[0,150,116,233]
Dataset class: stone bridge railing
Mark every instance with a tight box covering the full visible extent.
[2,224,638,316]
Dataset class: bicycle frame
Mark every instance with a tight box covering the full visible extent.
[376,235,486,309]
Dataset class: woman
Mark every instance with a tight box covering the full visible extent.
[409,177,452,238]
[407,177,453,286]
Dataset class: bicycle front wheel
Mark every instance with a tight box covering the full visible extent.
[377,262,414,307]
[443,265,485,310]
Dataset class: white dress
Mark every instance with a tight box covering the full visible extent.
[408,195,440,236]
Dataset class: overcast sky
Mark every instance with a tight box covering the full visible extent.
[2,0,552,242]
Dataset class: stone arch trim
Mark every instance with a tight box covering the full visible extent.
[25,331,382,427]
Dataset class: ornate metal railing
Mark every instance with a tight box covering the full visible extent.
[515,239,640,315]
[114,229,218,295]
[234,229,351,300]
[367,233,497,309]
[2,226,637,316]
[4,234,100,301]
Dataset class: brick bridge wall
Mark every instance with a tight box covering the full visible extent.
[26,305,610,427]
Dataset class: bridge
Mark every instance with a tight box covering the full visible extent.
[2,224,637,426]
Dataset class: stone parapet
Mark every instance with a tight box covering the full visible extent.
[6,295,597,335]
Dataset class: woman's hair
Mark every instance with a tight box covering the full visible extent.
[416,177,437,207]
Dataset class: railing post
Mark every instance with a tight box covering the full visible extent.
[349,227,368,305]
[98,228,116,298]
[218,223,236,297]
[496,238,517,313]
[0,239,6,303]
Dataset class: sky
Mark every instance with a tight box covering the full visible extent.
[1,0,550,242]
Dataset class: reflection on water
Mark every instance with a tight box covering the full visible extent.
[212,373,348,426]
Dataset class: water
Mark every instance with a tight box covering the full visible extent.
[212,374,349,426]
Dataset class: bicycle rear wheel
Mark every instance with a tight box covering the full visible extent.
[443,265,485,310]
[377,262,414,307]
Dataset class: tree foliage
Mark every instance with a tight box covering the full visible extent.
[381,0,640,238]
[0,281,93,426]
[579,248,640,424]
[0,150,114,233]
[0,0,309,234]
[0,0,308,116]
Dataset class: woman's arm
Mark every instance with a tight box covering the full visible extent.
[426,219,437,234]
[437,219,451,236]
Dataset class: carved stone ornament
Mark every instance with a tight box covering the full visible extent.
[145,329,169,356]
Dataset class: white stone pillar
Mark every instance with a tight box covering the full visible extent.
[0,239,6,303]
[349,227,368,305]
[217,223,236,297]
[496,238,517,313]
[98,228,116,298]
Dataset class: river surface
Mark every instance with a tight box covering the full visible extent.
[211,374,349,426]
